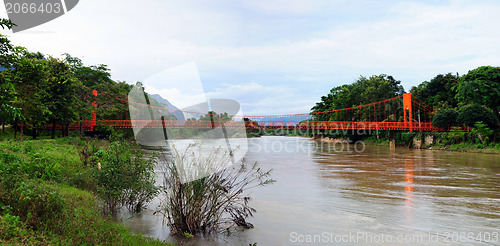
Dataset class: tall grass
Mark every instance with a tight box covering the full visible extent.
[160,145,275,235]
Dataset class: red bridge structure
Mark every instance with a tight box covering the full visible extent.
[70,92,447,132]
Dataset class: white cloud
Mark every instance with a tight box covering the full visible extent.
[205,82,317,115]
[2,0,500,115]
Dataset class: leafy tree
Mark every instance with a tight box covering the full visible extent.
[0,28,23,130]
[311,74,404,121]
[45,57,80,138]
[410,73,459,109]
[431,108,458,128]
[10,54,50,140]
[457,104,499,129]
[64,54,131,121]
[454,66,500,116]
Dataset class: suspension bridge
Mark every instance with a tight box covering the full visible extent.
[63,91,446,132]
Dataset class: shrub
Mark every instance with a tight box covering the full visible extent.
[95,123,114,139]
[431,108,458,128]
[471,121,494,144]
[457,104,499,129]
[0,179,64,228]
[448,126,466,144]
[93,141,158,213]
[0,213,26,241]
[160,145,274,235]
[78,139,100,166]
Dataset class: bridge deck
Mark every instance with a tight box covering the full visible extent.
[61,120,448,131]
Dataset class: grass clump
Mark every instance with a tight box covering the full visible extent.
[160,145,274,235]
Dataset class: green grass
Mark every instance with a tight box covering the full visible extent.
[0,131,173,245]
[433,142,500,154]
[0,182,168,245]
[362,136,390,146]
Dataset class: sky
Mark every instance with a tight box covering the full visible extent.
[1,0,500,116]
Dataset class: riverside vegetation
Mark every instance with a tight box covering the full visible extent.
[0,128,275,244]
[0,24,274,243]
[0,128,170,245]
[308,69,500,152]
[159,145,275,235]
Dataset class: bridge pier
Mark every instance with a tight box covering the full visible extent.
[389,131,396,150]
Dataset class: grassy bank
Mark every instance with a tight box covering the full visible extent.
[0,133,171,245]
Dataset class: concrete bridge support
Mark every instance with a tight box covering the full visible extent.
[389,131,396,150]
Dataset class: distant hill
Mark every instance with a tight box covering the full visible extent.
[149,94,185,121]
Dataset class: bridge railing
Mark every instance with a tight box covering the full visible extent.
[69,120,449,131]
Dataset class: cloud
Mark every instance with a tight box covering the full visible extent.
[205,82,317,115]
[2,0,500,115]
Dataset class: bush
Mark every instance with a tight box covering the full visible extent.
[95,123,114,139]
[432,108,458,128]
[93,141,158,213]
[457,104,499,129]
[160,145,274,235]
[0,213,26,241]
[0,146,61,183]
[0,179,64,228]
[78,139,101,166]
[471,121,494,144]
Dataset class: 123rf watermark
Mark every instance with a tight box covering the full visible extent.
[289,231,499,244]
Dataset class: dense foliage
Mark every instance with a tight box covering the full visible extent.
[93,141,158,213]
[457,104,499,129]
[431,108,458,128]
[455,66,500,113]
[0,33,132,141]
[312,66,500,146]
[311,74,404,114]
[0,138,167,245]
[410,73,459,109]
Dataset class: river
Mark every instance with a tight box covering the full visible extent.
[122,136,500,245]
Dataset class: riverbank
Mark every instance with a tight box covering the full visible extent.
[0,136,173,245]
[312,133,500,154]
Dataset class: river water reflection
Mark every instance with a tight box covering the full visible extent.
[123,136,500,245]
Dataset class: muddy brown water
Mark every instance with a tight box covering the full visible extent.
[121,136,499,245]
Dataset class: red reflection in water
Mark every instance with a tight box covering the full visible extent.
[404,158,414,207]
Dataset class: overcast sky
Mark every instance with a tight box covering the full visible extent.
[1,0,499,115]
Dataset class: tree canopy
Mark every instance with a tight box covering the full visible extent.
[410,73,459,109]
[311,74,404,113]
[454,66,500,115]
[0,34,135,139]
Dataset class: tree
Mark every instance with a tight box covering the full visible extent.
[457,104,499,129]
[64,54,131,121]
[410,73,459,109]
[45,57,79,138]
[454,66,500,116]
[311,74,404,121]
[431,109,458,128]
[0,18,14,30]
[0,26,23,131]
[10,53,50,140]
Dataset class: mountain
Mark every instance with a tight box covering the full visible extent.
[149,94,186,121]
